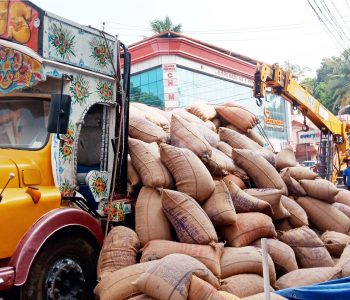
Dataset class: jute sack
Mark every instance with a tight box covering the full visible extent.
[219,127,261,150]
[205,120,217,132]
[171,108,208,125]
[133,253,220,300]
[334,189,350,206]
[245,129,265,147]
[97,226,140,281]
[220,246,276,285]
[188,275,227,300]
[274,219,293,231]
[170,114,212,158]
[296,196,350,234]
[299,179,338,203]
[127,155,141,187]
[202,180,237,226]
[233,148,288,195]
[242,293,288,300]
[129,138,173,189]
[226,181,273,216]
[94,261,157,300]
[218,291,241,300]
[129,115,169,143]
[161,189,218,244]
[275,267,342,290]
[280,196,308,228]
[281,166,318,181]
[257,148,276,167]
[128,295,154,300]
[337,245,350,277]
[277,226,334,268]
[280,168,306,197]
[160,144,215,203]
[146,106,171,132]
[135,187,172,246]
[202,148,236,176]
[141,240,223,278]
[321,231,350,257]
[192,122,219,147]
[186,102,217,121]
[215,105,258,133]
[220,274,272,298]
[220,212,277,247]
[333,202,350,217]
[252,238,298,275]
[212,117,221,129]
[244,188,290,220]
[222,174,246,189]
[275,145,297,171]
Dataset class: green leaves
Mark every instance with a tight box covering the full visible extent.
[150,16,182,34]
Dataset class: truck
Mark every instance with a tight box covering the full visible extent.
[254,63,350,183]
[0,1,131,299]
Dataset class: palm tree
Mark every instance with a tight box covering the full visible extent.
[150,16,182,34]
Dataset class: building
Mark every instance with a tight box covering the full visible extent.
[128,31,291,151]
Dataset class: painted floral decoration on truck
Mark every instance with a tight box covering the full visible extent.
[89,37,112,67]
[69,75,91,104]
[49,23,76,60]
[96,81,113,101]
[59,125,74,163]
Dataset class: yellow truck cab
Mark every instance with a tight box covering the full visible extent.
[0,1,131,299]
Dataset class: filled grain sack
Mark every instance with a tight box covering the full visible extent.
[135,187,172,246]
[232,148,288,195]
[252,238,298,275]
[280,168,306,197]
[277,226,334,268]
[97,226,140,281]
[188,275,226,300]
[275,145,297,171]
[171,108,208,125]
[299,179,338,203]
[280,196,308,228]
[129,138,173,189]
[245,129,265,147]
[226,181,273,216]
[281,166,318,181]
[218,291,241,300]
[129,115,169,143]
[202,148,236,176]
[133,253,220,300]
[257,148,276,167]
[334,189,350,206]
[202,180,237,226]
[222,174,246,189]
[161,189,218,244]
[160,144,215,203]
[321,231,350,257]
[212,117,221,129]
[338,244,350,277]
[242,293,287,300]
[186,102,217,121]
[94,261,157,300]
[220,212,276,247]
[244,188,290,220]
[274,219,293,231]
[219,127,261,150]
[205,120,217,132]
[275,267,342,290]
[128,295,154,300]
[220,274,272,298]
[141,240,223,278]
[296,196,350,234]
[127,154,141,187]
[192,122,220,147]
[170,114,212,158]
[333,202,350,217]
[220,246,276,285]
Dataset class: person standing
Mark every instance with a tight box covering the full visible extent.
[343,161,350,190]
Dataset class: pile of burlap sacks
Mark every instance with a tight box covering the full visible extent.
[94,102,350,300]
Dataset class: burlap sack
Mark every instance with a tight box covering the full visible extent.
[171,108,207,125]
[162,189,218,244]
[94,261,157,300]
[333,202,350,217]
[244,188,290,220]
[220,246,276,284]
[188,275,226,300]
[170,114,212,158]
[218,291,241,300]
[334,189,350,206]
[129,138,173,189]
[242,293,288,300]
[160,144,215,203]
[222,174,246,189]
[220,212,277,247]
[135,187,172,246]
[300,179,338,203]
[275,145,297,171]
[202,148,236,176]
[274,219,293,231]
[128,294,154,300]
[297,196,350,234]
[205,120,217,132]
[338,244,350,277]
[226,181,273,216]
[127,155,141,187]
[129,115,169,143]
[233,148,288,195]
[321,231,350,257]
[219,127,261,150]
[275,267,342,290]
[212,117,221,129]
[141,240,223,278]
[252,238,298,275]
[245,129,265,147]
[133,254,220,300]
[280,168,306,197]
[281,166,318,181]
[97,226,140,281]
[202,180,237,226]
[280,196,308,228]
[277,226,334,268]
[186,102,217,121]
[192,123,220,147]
[257,148,276,167]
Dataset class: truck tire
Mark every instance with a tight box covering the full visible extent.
[20,234,98,300]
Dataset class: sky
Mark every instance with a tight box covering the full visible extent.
[31,0,349,77]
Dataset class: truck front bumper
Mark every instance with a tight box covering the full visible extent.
[0,267,14,291]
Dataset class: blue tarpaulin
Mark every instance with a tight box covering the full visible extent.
[275,277,350,300]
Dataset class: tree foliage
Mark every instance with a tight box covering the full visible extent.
[150,16,182,34]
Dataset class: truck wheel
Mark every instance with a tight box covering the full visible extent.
[20,235,98,300]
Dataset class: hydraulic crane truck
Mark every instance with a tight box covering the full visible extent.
[254,63,350,183]
[0,1,131,299]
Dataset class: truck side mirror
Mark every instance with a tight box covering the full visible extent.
[47,94,72,134]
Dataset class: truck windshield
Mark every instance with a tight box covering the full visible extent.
[0,99,50,149]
